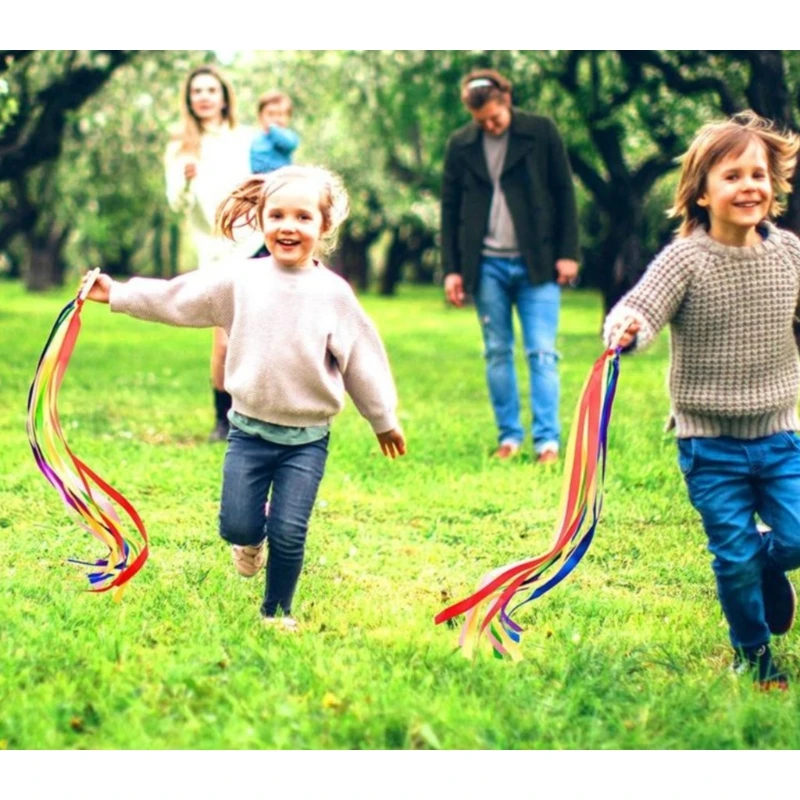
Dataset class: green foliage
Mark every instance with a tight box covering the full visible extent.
[56,52,201,276]
[3,282,800,749]
[0,50,205,283]
[0,78,18,134]
[4,51,800,292]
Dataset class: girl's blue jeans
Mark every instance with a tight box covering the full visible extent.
[219,426,329,617]
[475,256,561,452]
[678,432,800,649]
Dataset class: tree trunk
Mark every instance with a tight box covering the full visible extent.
[380,229,406,296]
[380,223,436,295]
[168,221,180,277]
[597,199,647,313]
[409,230,436,285]
[1,251,21,279]
[152,211,165,277]
[104,245,135,277]
[24,228,69,291]
[783,183,800,236]
[331,230,377,291]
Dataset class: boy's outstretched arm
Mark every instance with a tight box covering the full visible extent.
[268,126,300,153]
[602,240,694,352]
[606,317,641,350]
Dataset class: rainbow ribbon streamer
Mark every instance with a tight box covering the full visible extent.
[26,270,149,600]
[435,346,621,660]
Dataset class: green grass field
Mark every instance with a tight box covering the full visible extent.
[2,279,800,750]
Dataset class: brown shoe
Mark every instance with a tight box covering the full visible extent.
[232,541,266,577]
[492,442,521,460]
[536,448,559,465]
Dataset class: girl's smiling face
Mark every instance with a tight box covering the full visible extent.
[262,180,325,268]
[698,138,773,246]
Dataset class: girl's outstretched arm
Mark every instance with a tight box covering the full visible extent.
[92,268,235,330]
[80,272,113,303]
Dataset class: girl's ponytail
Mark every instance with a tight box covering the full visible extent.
[216,177,266,240]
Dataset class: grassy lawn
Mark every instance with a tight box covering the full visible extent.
[1,278,799,750]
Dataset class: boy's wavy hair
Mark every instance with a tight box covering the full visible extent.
[460,68,512,111]
[258,90,293,115]
[216,165,349,256]
[669,110,799,237]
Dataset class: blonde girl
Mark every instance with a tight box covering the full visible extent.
[83,165,406,630]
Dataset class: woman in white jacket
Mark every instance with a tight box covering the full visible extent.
[165,65,264,442]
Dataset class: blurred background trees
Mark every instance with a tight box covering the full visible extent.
[2,50,799,310]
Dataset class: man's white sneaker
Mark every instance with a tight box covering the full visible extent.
[262,616,298,632]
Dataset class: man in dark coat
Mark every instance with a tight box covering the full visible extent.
[440,68,579,462]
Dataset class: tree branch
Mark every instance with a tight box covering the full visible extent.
[633,154,680,191]
[623,51,741,115]
[0,51,34,74]
[0,50,138,182]
[567,148,609,204]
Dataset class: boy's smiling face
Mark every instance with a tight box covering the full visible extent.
[698,138,773,245]
[259,101,292,131]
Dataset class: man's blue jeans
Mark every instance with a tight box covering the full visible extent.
[475,256,561,452]
[219,427,329,617]
[678,433,800,649]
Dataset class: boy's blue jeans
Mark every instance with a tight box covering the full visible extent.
[219,427,329,617]
[678,432,800,649]
[474,257,561,452]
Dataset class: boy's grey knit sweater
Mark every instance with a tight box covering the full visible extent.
[603,222,800,439]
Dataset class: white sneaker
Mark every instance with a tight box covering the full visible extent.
[536,446,559,465]
[232,541,266,577]
[263,616,298,632]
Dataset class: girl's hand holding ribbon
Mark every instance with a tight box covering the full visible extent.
[80,270,113,304]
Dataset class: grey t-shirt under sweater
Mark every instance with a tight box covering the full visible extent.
[481,131,520,259]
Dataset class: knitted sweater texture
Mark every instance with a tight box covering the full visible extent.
[110,259,399,434]
[603,222,800,438]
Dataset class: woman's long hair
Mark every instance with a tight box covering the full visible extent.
[173,65,238,157]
